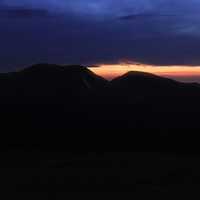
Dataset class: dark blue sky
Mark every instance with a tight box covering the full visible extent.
[1,0,200,71]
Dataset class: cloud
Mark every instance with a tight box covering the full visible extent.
[0,7,50,18]
[118,14,178,21]
[1,0,200,70]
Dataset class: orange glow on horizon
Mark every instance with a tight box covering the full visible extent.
[89,63,200,83]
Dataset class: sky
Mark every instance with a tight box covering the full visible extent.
[1,0,200,80]
[89,64,200,82]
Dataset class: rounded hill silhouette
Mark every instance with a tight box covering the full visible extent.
[0,64,200,153]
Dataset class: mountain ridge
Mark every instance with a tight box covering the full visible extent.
[1,63,200,145]
[1,63,200,86]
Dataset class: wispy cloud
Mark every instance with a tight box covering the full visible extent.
[118,13,178,21]
[0,7,50,18]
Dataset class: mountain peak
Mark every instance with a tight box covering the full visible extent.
[19,63,88,74]
[119,71,164,79]
[111,70,176,84]
[9,64,108,95]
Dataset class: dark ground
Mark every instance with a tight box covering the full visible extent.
[1,64,200,198]
[2,150,200,199]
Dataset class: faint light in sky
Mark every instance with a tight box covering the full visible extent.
[89,63,200,83]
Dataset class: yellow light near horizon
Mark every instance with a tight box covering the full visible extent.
[89,63,200,82]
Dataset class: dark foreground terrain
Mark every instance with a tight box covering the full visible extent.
[1,64,200,198]
[2,151,200,199]
[1,64,200,149]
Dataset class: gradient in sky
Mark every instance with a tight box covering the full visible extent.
[89,63,200,83]
[1,0,200,82]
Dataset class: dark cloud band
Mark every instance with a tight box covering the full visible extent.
[0,7,50,18]
[0,0,200,70]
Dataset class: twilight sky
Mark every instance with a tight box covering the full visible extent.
[1,0,200,72]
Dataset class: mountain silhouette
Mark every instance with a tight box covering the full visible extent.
[111,71,180,90]
[2,64,200,199]
[0,64,107,101]
[111,70,198,95]
[1,64,200,152]
[109,71,180,103]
